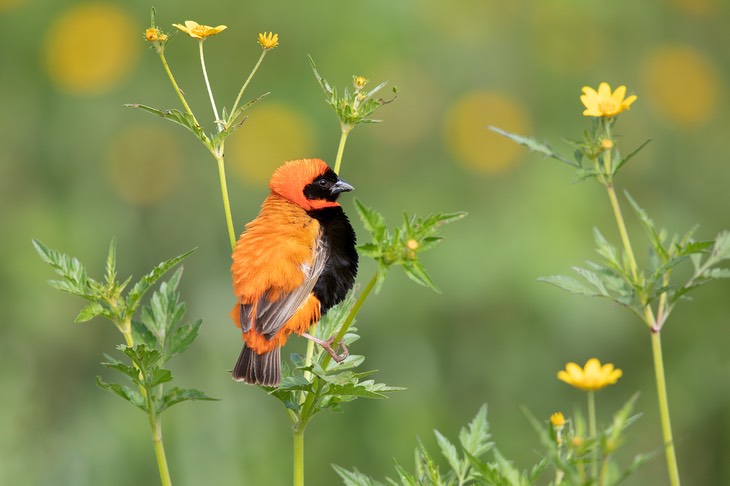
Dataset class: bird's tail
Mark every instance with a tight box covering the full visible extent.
[232,344,281,387]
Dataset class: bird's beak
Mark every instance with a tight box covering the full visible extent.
[331,178,354,194]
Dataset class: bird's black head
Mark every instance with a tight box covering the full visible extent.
[303,168,354,204]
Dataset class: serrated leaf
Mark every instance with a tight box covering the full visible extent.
[459,405,492,458]
[125,248,196,317]
[357,243,382,258]
[434,430,462,478]
[613,139,651,174]
[157,387,218,414]
[166,318,202,361]
[131,319,157,349]
[96,376,146,411]
[705,268,730,279]
[332,465,384,486]
[105,238,117,287]
[274,375,313,392]
[33,239,95,300]
[125,104,209,146]
[572,266,609,296]
[403,261,440,293]
[538,275,600,297]
[354,199,386,243]
[75,302,106,323]
[488,126,578,167]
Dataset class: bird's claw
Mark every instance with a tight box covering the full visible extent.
[301,333,349,363]
[324,336,349,363]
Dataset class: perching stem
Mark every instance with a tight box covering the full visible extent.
[216,155,237,251]
[198,40,221,131]
[230,49,268,122]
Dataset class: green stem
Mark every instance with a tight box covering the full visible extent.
[121,321,173,486]
[333,126,351,175]
[150,420,173,486]
[198,40,221,130]
[216,155,237,251]
[652,331,681,486]
[587,390,597,480]
[602,161,680,485]
[605,184,639,283]
[292,272,379,486]
[293,428,304,486]
[158,50,200,127]
[321,272,377,371]
[230,49,267,122]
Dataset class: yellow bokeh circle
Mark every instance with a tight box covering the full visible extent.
[444,91,531,174]
[106,125,181,205]
[43,3,138,94]
[641,45,720,128]
[228,103,316,185]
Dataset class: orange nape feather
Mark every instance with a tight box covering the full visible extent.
[269,158,339,211]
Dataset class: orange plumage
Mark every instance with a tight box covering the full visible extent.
[230,159,358,386]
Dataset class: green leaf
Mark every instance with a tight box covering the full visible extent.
[125,104,209,146]
[538,275,600,297]
[166,318,202,361]
[105,238,118,287]
[213,92,270,145]
[488,126,578,167]
[459,405,492,458]
[157,387,217,414]
[125,248,196,317]
[96,376,146,412]
[75,302,108,323]
[131,319,157,349]
[332,465,384,486]
[354,199,386,243]
[402,260,440,293]
[613,139,651,174]
[33,239,96,300]
[434,430,462,478]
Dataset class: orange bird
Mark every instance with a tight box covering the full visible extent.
[230,158,358,386]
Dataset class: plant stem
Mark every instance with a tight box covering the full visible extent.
[605,184,639,282]
[333,126,351,175]
[587,390,598,480]
[198,40,221,130]
[121,320,173,486]
[150,420,173,486]
[158,51,200,127]
[603,179,680,485]
[292,272,378,486]
[321,272,377,370]
[230,49,267,122]
[293,428,304,486]
[216,155,237,251]
[651,331,681,486]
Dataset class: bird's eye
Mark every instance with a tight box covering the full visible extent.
[318,179,328,187]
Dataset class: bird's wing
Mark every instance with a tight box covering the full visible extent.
[242,236,329,339]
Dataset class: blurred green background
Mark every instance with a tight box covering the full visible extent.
[2,0,729,484]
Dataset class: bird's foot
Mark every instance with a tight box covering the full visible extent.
[301,333,349,362]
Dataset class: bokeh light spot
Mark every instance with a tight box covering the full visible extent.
[641,45,720,128]
[228,103,316,185]
[671,0,719,16]
[106,125,181,206]
[444,91,531,174]
[43,3,138,94]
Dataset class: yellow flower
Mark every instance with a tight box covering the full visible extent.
[353,76,368,90]
[258,32,279,50]
[144,27,167,42]
[601,138,614,150]
[173,20,227,40]
[406,239,419,250]
[550,412,566,429]
[580,82,637,117]
[557,358,622,391]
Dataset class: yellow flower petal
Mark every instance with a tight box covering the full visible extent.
[258,32,279,50]
[174,20,227,40]
[580,82,637,118]
[557,358,622,391]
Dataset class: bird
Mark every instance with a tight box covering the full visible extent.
[229,158,358,386]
